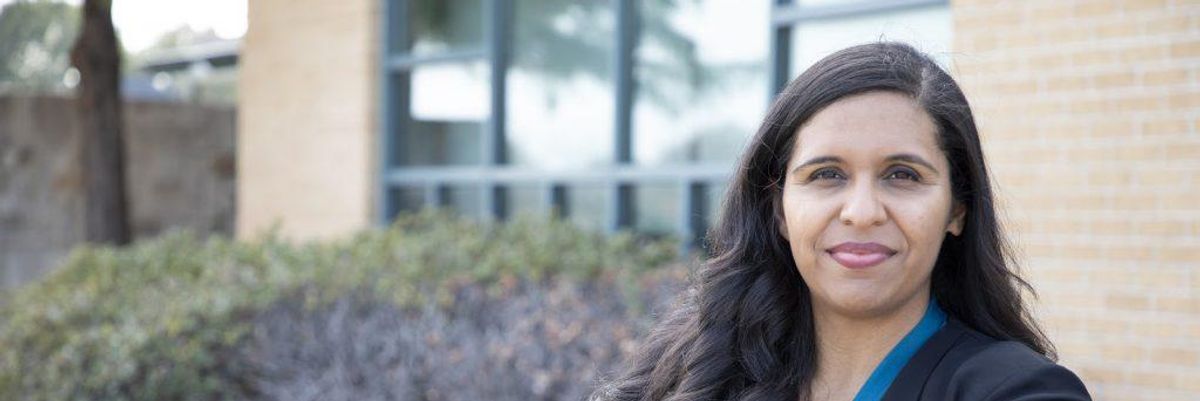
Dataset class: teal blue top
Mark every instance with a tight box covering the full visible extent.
[851,300,948,401]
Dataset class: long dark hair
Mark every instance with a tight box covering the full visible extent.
[592,42,1054,401]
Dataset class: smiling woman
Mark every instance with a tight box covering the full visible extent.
[592,42,1091,401]
[781,91,963,325]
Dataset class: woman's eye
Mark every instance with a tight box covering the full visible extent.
[809,168,844,181]
[886,168,921,182]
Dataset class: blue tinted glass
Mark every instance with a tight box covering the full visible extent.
[633,0,768,166]
[506,0,615,170]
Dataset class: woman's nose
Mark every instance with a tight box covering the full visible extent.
[839,179,887,227]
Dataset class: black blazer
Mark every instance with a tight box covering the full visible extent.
[881,318,1092,401]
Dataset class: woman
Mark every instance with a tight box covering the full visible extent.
[592,42,1091,401]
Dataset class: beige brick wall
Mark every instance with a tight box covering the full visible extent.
[952,1,1200,399]
[237,0,379,240]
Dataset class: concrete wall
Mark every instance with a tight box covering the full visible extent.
[0,96,83,288]
[237,0,379,241]
[0,95,235,289]
[952,1,1200,399]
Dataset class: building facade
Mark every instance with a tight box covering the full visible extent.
[239,0,1200,399]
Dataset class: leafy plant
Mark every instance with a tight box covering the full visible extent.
[0,211,685,400]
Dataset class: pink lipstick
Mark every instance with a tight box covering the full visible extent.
[827,242,897,269]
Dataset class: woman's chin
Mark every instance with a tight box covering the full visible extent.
[819,290,902,320]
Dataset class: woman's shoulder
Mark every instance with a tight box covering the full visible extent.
[939,321,1092,401]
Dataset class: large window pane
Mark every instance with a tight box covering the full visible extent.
[505,184,546,218]
[704,182,727,232]
[633,0,768,166]
[634,183,680,236]
[789,5,952,77]
[394,62,489,166]
[387,186,426,221]
[404,0,485,55]
[440,184,483,218]
[796,0,864,6]
[565,185,607,232]
[506,0,615,170]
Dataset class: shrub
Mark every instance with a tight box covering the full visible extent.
[0,211,685,401]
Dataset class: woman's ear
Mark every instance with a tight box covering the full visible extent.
[947,201,966,236]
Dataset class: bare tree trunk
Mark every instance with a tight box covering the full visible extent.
[70,0,130,245]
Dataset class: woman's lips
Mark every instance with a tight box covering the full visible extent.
[827,242,897,269]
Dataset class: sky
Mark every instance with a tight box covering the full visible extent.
[0,0,247,53]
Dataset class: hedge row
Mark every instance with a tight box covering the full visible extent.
[0,211,687,401]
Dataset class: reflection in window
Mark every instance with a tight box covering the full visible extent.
[565,185,607,232]
[387,186,426,221]
[633,0,767,166]
[795,0,864,6]
[635,183,680,236]
[789,5,952,76]
[439,185,482,218]
[704,182,727,233]
[506,0,615,170]
[405,0,484,55]
[505,183,546,218]
[394,62,489,166]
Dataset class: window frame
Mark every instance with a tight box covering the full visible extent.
[378,0,949,247]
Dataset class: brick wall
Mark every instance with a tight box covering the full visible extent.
[952,1,1200,399]
[237,0,379,240]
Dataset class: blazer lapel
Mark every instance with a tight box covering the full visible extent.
[879,318,968,401]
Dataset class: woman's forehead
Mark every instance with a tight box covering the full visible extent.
[790,92,942,164]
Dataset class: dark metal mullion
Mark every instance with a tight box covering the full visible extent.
[378,0,409,224]
[678,180,700,255]
[483,0,511,221]
[693,181,710,244]
[611,0,638,232]
[384,72,413,220]
[770,0,793,100]
[614,0,636,166]
[614,184,635,232]
[770,25,791,98]
[550,184,568,219]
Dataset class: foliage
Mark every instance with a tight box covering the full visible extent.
[0,211,683,400]
[0,0,80,93]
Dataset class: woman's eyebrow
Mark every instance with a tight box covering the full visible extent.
[790,156,842,176]
[887,153,939,173]
[790,154,939,176]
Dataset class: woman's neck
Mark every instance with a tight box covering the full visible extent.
[807,293,930,401]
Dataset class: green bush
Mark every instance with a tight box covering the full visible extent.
[0,211,681,401]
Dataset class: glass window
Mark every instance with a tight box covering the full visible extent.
[704,182,726,231]
[565,185,608,232]
[796,0,864,6]
[504,184,547,218]
[506,0,615,170]
[634,183,680,236]
[387,186,426,221]
[380,0,957,243]
[633,0,768,166]
[439,184,483,218]
[393,62,489,166]
[404,0,485,55]
[789,5,953,77]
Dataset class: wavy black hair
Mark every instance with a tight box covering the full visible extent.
[592,42,1053,401]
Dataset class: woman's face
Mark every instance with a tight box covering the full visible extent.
[779,91,965,320]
